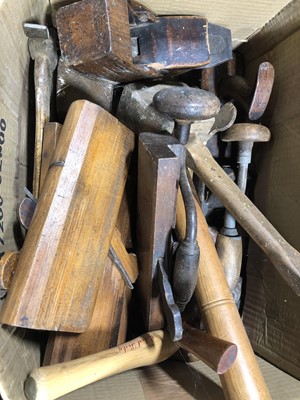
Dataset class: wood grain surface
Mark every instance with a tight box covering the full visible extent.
[0,100,135,332]
[44,200,138,364]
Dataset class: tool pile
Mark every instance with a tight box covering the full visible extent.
[0,1,299,399]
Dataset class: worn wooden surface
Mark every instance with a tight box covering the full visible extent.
[136,133,182,331]
[40,122,62,190]
[0,251,19,290]
[176,191,271,399]
[56,0,210,82]
[215,234,242,291]
[44,201,138,364]
[0,100,135,332]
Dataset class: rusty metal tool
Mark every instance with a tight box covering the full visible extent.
[153,87,220,311]
[56,0,232,83]
[157,258,183,341]
[0,252,19,296]
[219,61,275,121]
[56,59,115,121]
[23,23,58,198]
[56,0,209,82]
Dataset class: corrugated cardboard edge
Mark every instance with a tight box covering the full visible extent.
[241,1,300,380]
[0,0,48,399]
[240,0,300,62]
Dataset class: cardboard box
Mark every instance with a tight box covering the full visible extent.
[0,0,299,399]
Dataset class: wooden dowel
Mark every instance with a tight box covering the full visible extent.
[176,191,271,399]
[179,325,237,374]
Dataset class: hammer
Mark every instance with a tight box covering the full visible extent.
[23,23,57,198]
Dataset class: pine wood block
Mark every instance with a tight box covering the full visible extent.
[0,100,135,332]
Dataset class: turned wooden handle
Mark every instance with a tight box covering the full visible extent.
[24,330,177,400]
[176,191,271,399]
[179,325,237,374]
[187,143,300,295]
[216,234,242,291]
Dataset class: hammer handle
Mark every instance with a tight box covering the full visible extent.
[25,330,177,400]
[187,143,300,295]
[179,326,237,374]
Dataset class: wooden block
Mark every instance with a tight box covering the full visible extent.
[43,199,138,364]
[56,0,209,82]
[40,122,62,190]
[136,132,182,331]
[0,100,135,332]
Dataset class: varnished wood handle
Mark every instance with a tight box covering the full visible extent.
[179,325,237,374]
[25,330,177,400]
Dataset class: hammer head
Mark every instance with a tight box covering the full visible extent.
[23,23,57,69]
[23,23,49,40]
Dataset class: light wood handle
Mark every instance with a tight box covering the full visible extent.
[187,142,300,295]
[176,191,271,399]
[25,330,177,400]
[216,234,242,291]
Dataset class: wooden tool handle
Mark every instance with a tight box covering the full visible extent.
[176,191,271,399]
[187,143,300,295]
[179,325,237,374]
[24,330,177,400]
[216,234,242,291]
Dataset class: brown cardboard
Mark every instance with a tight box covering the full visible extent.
[58,357,300,399]
[239,2,300,379]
